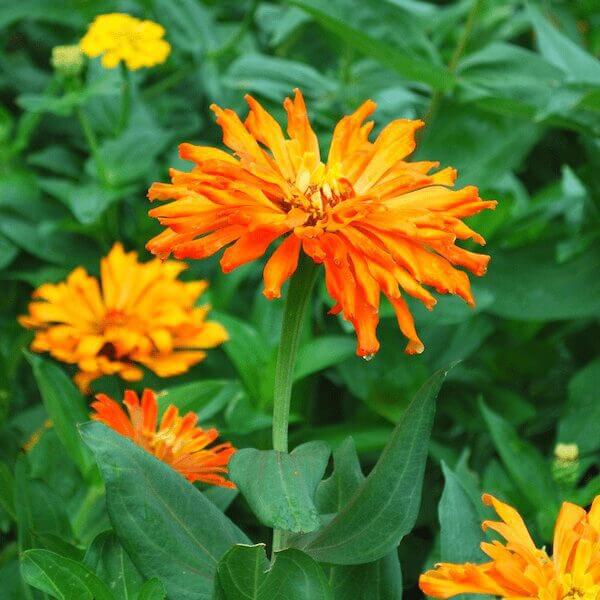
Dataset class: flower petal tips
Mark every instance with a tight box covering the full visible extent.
[419,494,600,599]
[146,90,496,357]
[91,389,236,488]
[19,243,227,392]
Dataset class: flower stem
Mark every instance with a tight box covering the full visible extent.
[271,254,318,553]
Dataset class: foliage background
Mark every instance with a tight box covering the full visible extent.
[0,0,599,598]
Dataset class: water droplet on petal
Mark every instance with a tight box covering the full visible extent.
[362,353,375,362]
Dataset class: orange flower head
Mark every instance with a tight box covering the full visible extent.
[419,493,600,599]
[146,90,496,356]
[19,243,227,392]
[91,389,236,488]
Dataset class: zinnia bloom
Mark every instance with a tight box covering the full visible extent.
[80,13,170,70]
[19,243,227,392]
[146,90,496,356]
[419,493,600,599]
[91,389,235,488]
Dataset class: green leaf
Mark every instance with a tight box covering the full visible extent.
[480,401,559,512]
[315,439,403,600]
[558,358,600,455]
[157,379,242,421]
[289,0,454,91]
[301,368,449,564]
[84,531,144,600]
[25,352,95,478]
[529,4,600,85]
[15,456,72,551]
[229,441,330,533]
[80,422,250,600]
[214,544,331,600]
[226,54,336,102]
[438,463,492,600]
[294,336,356,381]
[21,549,113,600]
[213,311,270,403]
[137,578,167,600]
[484,243,600,320]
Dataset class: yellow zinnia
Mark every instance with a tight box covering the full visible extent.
[80,13,170,70]
[19,243,227,393]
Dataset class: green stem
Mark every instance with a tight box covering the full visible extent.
[77,108,107,182]
[422,0,482,126]
[271,255,318,553]
[118,67,131,133]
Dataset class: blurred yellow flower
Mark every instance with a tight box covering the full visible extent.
[19,243,227,393]
[80,13,170,70]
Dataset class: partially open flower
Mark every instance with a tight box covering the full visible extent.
[19,243,227,392]
[419,493,600,598]
[51,45,84,77]
[146,90,496,357]
[91,389,236,488]
[80,13,170,70]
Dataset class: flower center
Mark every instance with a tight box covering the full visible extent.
[562,584,600,600]
[102,309,129,328]
[289,160,353,223]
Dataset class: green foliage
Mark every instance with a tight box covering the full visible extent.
[1,0,599,597]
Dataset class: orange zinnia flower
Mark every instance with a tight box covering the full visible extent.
[419,493,600,599]
[91,389,236,488]
[146,90,496,356]
[19,243,227,392]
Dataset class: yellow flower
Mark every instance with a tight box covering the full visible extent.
[80,13,170,70]
[19,243,227,393]
[419,493,600,599]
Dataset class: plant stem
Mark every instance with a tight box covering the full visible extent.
[271,254,318,553]
[77,108,107,183]
[422,0,482,126]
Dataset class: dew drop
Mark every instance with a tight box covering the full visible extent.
[362,353,375,362]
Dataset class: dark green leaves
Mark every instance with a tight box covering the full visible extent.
[290,0,454,90]
[25,352,95,478]
[21,549,113,600]
[214,544,331,600]
[81,422,250,600]
[301,368,448,564]
[229,442,330,533]
[558,358,600,455]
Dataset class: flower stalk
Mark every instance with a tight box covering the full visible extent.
[271,254,318,552]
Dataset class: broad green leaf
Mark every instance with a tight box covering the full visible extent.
[480,402,559,514]
[557,358,600,455]
[0,233,18,270]
[315,439,403,600]
[14,456,72,551]
[157,379,243,421]
[301,368,448,564]
[137,578,167,600]
[294,336,356,381]
[229,441,330,533]
[214,544,331,600]
[213,311,270,403]
[21,549,113,600]
[154,0,219,56]
[483,243,600,320]
[290,0,454,91]
[529,4,600,85]
[226,54,336,102]
[80,422,250,600]
[25,352,95,478]
[84,530,144,600]
[438,463,492,600]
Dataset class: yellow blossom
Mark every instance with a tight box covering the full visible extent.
[80,13,170,70]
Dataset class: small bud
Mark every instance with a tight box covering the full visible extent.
[552,443,579,488]
[554,443,579,462]
[51,45,84,77]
